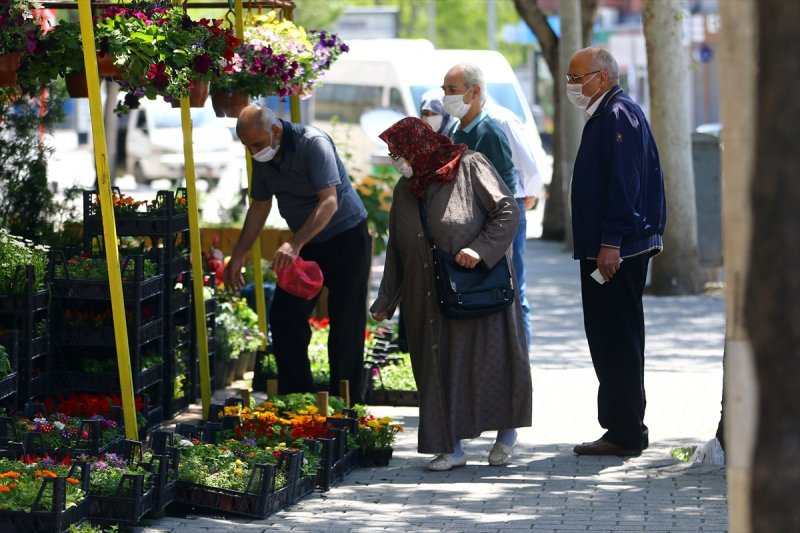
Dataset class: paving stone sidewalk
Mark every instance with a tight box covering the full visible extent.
[135,239,728,533]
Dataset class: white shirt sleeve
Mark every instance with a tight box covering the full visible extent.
[487,106,544,199]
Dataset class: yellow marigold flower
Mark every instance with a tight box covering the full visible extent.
[234,469,243,476]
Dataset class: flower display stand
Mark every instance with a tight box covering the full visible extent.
[48,251,166,428]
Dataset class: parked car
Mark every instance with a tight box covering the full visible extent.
[125,98,238,184]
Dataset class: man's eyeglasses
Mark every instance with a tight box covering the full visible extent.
[388,151,400,161]
[565,70,600,83]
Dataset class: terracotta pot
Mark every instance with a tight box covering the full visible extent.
[65,72,89,98]
[211,91,249,118]
[171,81,210,108]
[96,53,123,79]
[0,52,22,88]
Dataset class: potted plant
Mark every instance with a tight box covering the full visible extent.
[95,1,238,114]
[49,20,88,98]
[0,0,42,88]
[348,409,403,468]
[210,10,348,116]
[215,290,265,383]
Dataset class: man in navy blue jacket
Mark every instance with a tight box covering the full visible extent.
[567,47,666,456]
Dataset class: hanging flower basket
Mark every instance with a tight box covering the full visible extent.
[0,52,21,88]
[97,53,123,79]
[170,80,209,108]
[211,90,249,118]
[65,71,89,98]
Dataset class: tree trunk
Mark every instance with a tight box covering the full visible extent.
[642,0,704,294]
[717,0,758,530]
[746,1,800,530]
[513,0,598,242]
[558,0,584,252]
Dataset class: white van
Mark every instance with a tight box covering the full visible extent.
[125,98,238,184]
[309,39,541,178]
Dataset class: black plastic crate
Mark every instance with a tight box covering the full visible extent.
[0,329,19,401]
[0,462,89,533]
[87,471,155,525]
[83,188,190,237]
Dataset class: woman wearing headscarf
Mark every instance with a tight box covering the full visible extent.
[419,88,458,136]
[370,117,532,471]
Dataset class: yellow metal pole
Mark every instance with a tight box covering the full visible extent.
[181,99,211,420]
[77,0,138,441]
[285,5,302,123]
[171,0,211,419]
[235,0,268,351]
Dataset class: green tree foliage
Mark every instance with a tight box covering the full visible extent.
[0,83,66,243]
[339,0,531,67]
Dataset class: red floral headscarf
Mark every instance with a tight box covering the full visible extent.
[379,117,468,198]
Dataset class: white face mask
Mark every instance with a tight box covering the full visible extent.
[423,114,443,132]
[443,89,473,119]
[391,157,414,178]
[565,72,600,111]
[251,133,280,162]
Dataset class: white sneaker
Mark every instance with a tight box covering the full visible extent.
[488,442,514,466]
[426,453,467,471]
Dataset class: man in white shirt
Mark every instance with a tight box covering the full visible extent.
[485,101,547,349]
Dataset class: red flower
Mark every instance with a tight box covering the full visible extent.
[147,62,169,91]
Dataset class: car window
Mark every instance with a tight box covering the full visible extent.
[152,105,218,129]
[312,84,383,122]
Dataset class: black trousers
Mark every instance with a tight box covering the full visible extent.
[269,221,372,403]
[580,254,650,451]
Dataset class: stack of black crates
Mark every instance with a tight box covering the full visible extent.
[44,187,216,429]
[95,188,203,422]
[0,265,51,411]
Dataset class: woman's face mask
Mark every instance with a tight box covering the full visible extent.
[391,156,414,178]
[423,114,443,132]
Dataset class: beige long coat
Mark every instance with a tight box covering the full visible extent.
[371,151,532,454]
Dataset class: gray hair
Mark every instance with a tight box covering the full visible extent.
[588,47,619,82]
[461,63,487,106]
[236,105,279,136]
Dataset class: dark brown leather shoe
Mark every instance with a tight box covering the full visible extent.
[573,438,642,457]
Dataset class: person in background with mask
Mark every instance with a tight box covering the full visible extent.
[442,63,516,196]
[371,117,531,471]
[567,47,666,456]
[224,105,372,403]
[419,87,458,136]
[420,83,543,351]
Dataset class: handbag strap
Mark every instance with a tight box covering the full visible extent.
[416,199,437,251]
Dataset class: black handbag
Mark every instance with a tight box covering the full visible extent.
[418,200,515,319]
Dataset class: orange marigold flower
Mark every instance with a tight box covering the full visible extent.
[66,478,80,485]
[2,472,20,479]
[7,483,16,489]
[0,486,9,492]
